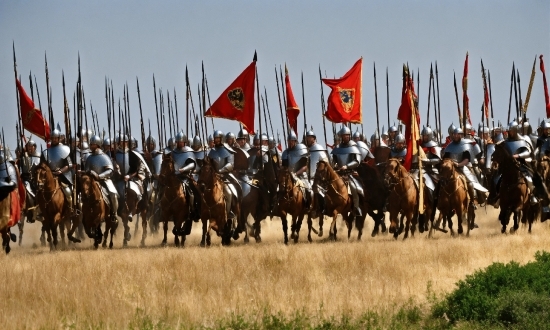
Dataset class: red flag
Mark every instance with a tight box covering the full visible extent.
[322,58,363,124]
[277,142,282,152]
[540,55,550,117]
[205,61,256,133]
[16,79,50,141]
[397,71,420,171]
[462,53,472,125]
[284,65,300,134]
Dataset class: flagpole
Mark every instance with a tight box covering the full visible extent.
[275,66,288,148]
[280,65,289,135]
[373,62,380,146]
[426,64,433,127]
[301,71,307,140]
[264,87,275,138]
[254,51,263,171]
[13,43,25,154]
[435,62,442,144]
[319,65,328,148]
[507,64,514,124]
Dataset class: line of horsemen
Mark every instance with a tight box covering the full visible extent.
[4,115,550,237]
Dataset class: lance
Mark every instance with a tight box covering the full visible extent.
[417,69,420,110]
[187,83,197,139]
[318,65,328,147]
[435,62,442,143]
[153,75,162,150]
[255,51,263,171]
[374,62,381,145]
[264,87,275,138]
[481,59,490,125]
[488,70,495,132]
[261,95,269,137]
[386,67,390,131]
[110,81,115,148]
[126,83,132,145]
[161,92,168,147]
[29,71,34,102]
[170,91,176,134]
[137,77,146,152]
[522,55,537,115]
[513,64,519,121]
[508,64,514,123]
[185,66,190,139]
[45,52,54,134]
[275,65,287,148]
[1,128,9,183]
[517,69,524,129]
[166,89,173,138]
[280,65,290,135]
[431,64,438,136]
[12,43,24,152]
[197,84,205,145]
[453,71,463,125]
[148,119,151,148]
[62,72,71,141]
[301,71,307,140]
[105,77,112,151]
[205,76,215,131]
[202,61,213,133]
[426,63,433,127]
[92,102,100,134]
[174,88,180,133]
[118,98,127,202]
[34,75,43,116]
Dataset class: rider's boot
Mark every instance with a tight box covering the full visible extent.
[109,193,119,223]
[526,179,539,205]
[62,185,74,214]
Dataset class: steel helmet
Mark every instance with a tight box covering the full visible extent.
[237,128,249,139]
[338,126,351,137]
[26,140,37,148]
[175,131,187,143]
[192,136,202,148]
[448,123,457,136]
[287,131,298,141]
[508,120,519,132]
[395,133,406,144]
[207,134,214,142]
[352,130,361,140]
[51,128,62,139]
[225,132,236,142]
[453,127,464,135]
[305,129,316,138]
[90,135,103,147]
[540,120,550,130]
[388,125,398,133]
[213,130,224,139]
[421,126,433,137]
[103,137,111,147]
[260,133,268,141]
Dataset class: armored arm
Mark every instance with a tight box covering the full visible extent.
[516,147,531,159]
[345,153,360,170]
[98,167,113,180]
[219,153,234,173]
[177,161,196,175]
[422,157,441,165]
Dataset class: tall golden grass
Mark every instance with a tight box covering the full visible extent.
[1,208,549,328]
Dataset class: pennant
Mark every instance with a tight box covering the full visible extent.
[462,53,472,125]
[284,65,300,134]
[540,55,550,117]
[205,60,256,133]
[322,58,363,124]
[397,67,420,171]
[16,79,50,141]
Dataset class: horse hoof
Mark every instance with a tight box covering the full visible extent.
[244,236,249,244]
[255,236,261,243]
[109,242,113,249]
[458,227,463,235]
[308,236,312,243]
[290,232,296,239]
[318,229,323,237]
[371,228,379,238]
[5,245,11,254]
[501,227,507,234]
[140,241,146,247]
[94,243,99,249]
[293,235,299,244]
[10,233,16,242]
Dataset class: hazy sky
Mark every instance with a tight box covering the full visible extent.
[1,0,549,148]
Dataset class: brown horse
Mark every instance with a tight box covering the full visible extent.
[356,162,388,237]
[384,158,419,240]
[491,143,537,233]
[0,189,20,254]
[197,157,240,246]
[79,173,117,249]
[313,160,366,241]
[115,176,148,247]
[275,167,307,244]
[34,161,80,250]
[434,159,471,237]
[157,153,192,247]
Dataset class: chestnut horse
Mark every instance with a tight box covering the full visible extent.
[197,158,241,246]
[276,167,307,244]
[491,143,537,233]
[384,158,419,240]
[79,173,117,249]
[313,160,366,241]
[434,159,471,237]
[0,189,20,254]
[34,161,80,250]
[157,153,192,247]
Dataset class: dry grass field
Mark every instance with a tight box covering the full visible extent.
[1,208,549,329]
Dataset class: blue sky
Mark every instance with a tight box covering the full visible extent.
[1,0,548,148]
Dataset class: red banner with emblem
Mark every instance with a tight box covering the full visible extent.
[16,79,50,141]
[322,58,363,124]
[205,60,256,133]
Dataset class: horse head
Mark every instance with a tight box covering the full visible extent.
[198,157,216,191]
[493,143,520,173]
[34,161,53,191]
[79,173,95,198]
[313,160,331,188]
[277,166,293,191]
[384,158,403,182]
[159,152,174,185]
[439,158,457,180]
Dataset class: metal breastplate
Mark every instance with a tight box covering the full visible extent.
[308,144,329,178]
[331,142,361,168]
[115,151,131,176]
[485,144,495,169]
[390,147,407,159]
[208,145,233,172]
[172,147,196,170]
[20,155,41,175]
[85,151,114,176]
[356,141,374,161]
[282,144,308,172]
[443,140,470,163]
[504,139,528,156]
[42,144,70,170]
[150,152,163,176]
[0,161,18,186]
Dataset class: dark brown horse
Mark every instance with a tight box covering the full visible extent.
[197,157,240,246]
[276,167,307,244]
[491,143,537,233]
[313,160,366,241]
[79,173,117,249]
[384,158,419,240]
[434,159,471,237]
[116,177,148,248]
[157,153,192,247]
[356,162,388,237]
[34,161,79,250]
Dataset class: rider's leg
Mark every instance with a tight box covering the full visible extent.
[224,184,235,220]
[349,181,362,216]
[523,173,539,205]
[109,193,118,222]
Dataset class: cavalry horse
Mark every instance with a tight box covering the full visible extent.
[33,161,80,250]
[79,173,117,249]
[0,183,22,254]
[384,158,428,240]
[491,143,538,233]
[115,172,148,248]
[157,153,192,247]
[197,157,241,246]
[276,166,308,244]
[313,160,366,241]
[433,159,471,237]
[356,162,389,237]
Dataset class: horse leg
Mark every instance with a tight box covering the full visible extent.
[17,221,23,246]
[200,219,208,247]
[253,215,262,243]
[403,212,412,240]
[293,213,305,244]
[102,222,108,248]
[52,223,59,251]
[140,209,148,247]
[161,219,168,246]
[355,213,365,241]
[40,224,46,246]
[499,208,511,233]
[329,211,338,241]
[318,214,324,237]
[369,210,379,237]
[397,213,406,236]
[134,213,140,237]
[123,220,131,247]
[281,212,289,245]
[307,214,313,243]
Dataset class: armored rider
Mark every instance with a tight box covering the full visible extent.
[207,130,241,221]
[281,131,311,208]
[536,120,550,159]
[82,135,119,222]
[41,128,74,212]
[411,126,440,200]
[331,126,364,217]
[305,129,329,216]
[442,127,488,210]
[236,128,251,151]
[390,133,407,163]
[387,124,399,147]
[19,140,41,222]
[171,132,200,221]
